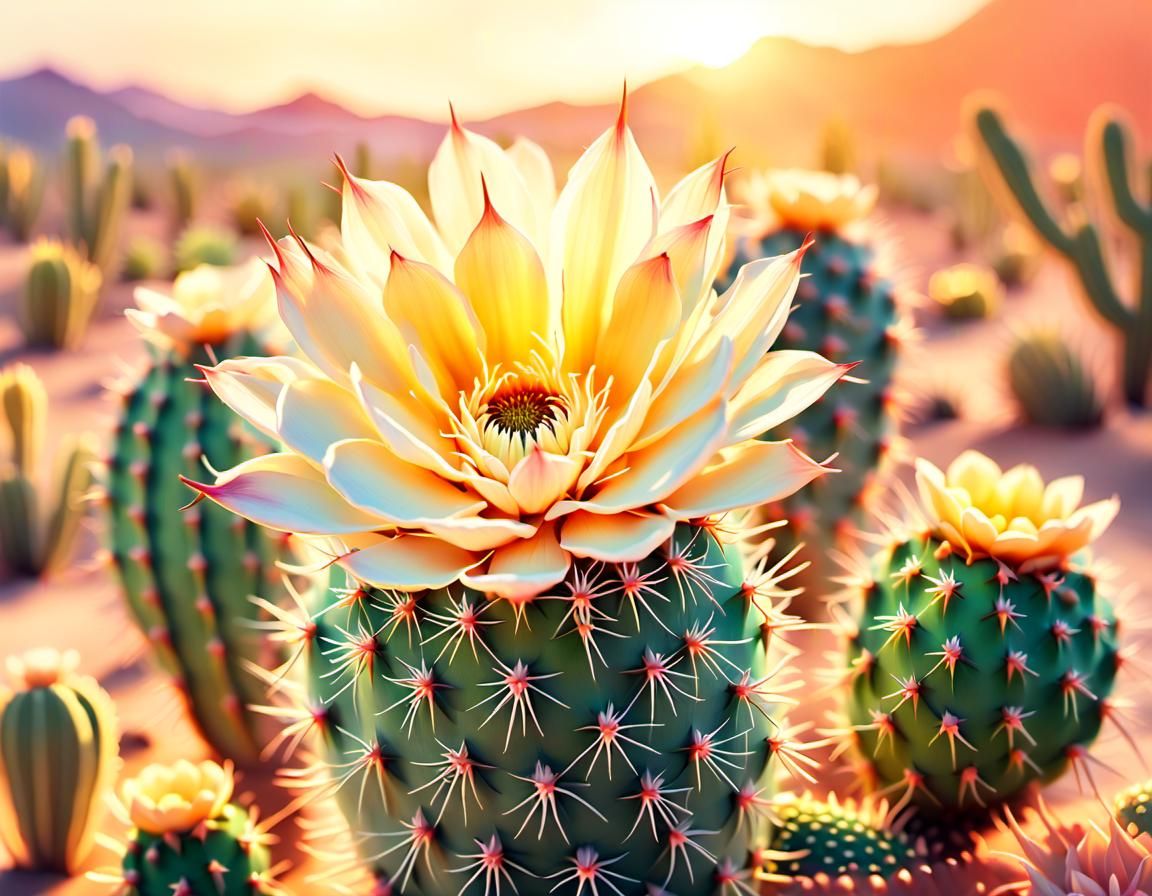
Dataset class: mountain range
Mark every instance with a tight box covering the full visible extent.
[1,0,1149,173]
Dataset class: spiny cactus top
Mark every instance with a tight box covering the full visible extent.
[1115,781,1152,841]
[126,257,280,354]
[183,101,848,601]
[1002,800,1152,896]
[843,449,1123,814]
[741,169,878,233]
[121,759,235,835]
[916,450,1118,571]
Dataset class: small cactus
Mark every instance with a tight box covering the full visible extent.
[2,146,45,241]
[843,451,1122,814]
[121,237,168,282]
[113,759,279,895]
[1114,781,1152,840]
[64,116,134,276]
[0,648,119,874]
[1007,331,1103,429]
[991,222,1042,288]
[0,363,96,579]
[820,118,857,175]
[228,182,276,237]
[22,239,103,349]
[167,150,198,234]
[929,263,1001,320]
[173,225,238,273]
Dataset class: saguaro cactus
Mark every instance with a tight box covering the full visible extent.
[972,104,1152,408]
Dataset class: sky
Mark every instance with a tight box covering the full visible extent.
[4,0,991,119]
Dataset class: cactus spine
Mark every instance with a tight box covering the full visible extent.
[972,104,1152,407]
[22,239,103,349]
[300,523,795,894]
[0,649,119,873]
[64,116,134,276]
[0,363,96,578]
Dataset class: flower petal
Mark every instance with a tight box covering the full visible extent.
[460,524,571,600]
[422,516,538,552]
[340,535,479,591]
[729,350,853,441]
[182,453,384,534]
[324,438,487,525]
[559,511,674,563]
[661,440,829,519]
[507,447,582,515]
[505,136,556,233]
[275,377,377,465]
[202,356,318,441]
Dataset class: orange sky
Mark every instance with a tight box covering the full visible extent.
[4,0,990,118]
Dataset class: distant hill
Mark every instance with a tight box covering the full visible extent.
[1,0,1149,173]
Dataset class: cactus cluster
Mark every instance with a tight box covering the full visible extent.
[0,363,96,579]
[727,170,902,602]
[64,115,134,276]
[106,262,291,764]
[973,104,1152,407]
[302,524,799,894]
[22,239,103,349]
[115,760,278,895]
[1007,330,1103,429]
[0,649,119,874]
[842,452,1122,814]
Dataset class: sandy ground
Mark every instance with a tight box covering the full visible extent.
[0,205,1148,894]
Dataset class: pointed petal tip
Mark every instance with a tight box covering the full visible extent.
[615,81,629,137]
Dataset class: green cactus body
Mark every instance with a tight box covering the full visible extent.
[122,803,270,896]
[724,227,899,600]
[4,147,44,242]
[303,524,785,895]
[0,655,119,873]
[64,118,133,277]
[845,534,1119,813]
[1114,782,1152,839]
[106,338,289,764]
[168,153,198,234]
[1007,332,1103,429]
[22,243,102,350]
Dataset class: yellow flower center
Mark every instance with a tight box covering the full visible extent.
[483,386,562,440]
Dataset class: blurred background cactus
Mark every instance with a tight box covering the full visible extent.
[120,236,168,282]
[974,103,1152,408]
[821,116,857,174]
[228,181,276,237]
[22,239,102,349]
[64,116,134,278]
[0,364,97,580]
[166,150,198,234]
[929,262,1001,319]
[0,648,118,874]
[0,145,45,242]
[1007,330,1104,428]
[173,224,237,273]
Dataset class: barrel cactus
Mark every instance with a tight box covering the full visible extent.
[111,759,280,895]
[184,106,845,893]
[929,263,1002,320]
[726,169,903,604]
[22,239,102,349]
[105,260,293,765]
[0,648,119,874]
[1007,330,1103,429]
[842,450,1122,814]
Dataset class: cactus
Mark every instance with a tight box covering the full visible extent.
[929,263,1002,320]
[121,237,168,282]
[229,182,275,237]
[106,262,291,764]
[972,104,1152,407]
[0,648,119,874]
[22,239,103,349]
[725,170,902,604]
[3,146,45,241]
[950,165,1001,253]
[821,118,856,175]
[64,116,134,276]
[842,451,1122,814]
[991,222,1042,289]
[0,363,96,578]
[167,151,198,233]
[174,225,238,273]
[354,141,374,179]
[300,523,800,893]
[114,759,279,895]
[1007,331,1103,429]
[1114,782,1152,840]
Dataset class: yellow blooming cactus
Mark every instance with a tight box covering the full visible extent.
[916,449,1118,571]
[185,106,849,601]
[112,759,277,895]
[126,257,278,351]
[179,103,852,891]
[121,759,234,835]
[741,168,878,232]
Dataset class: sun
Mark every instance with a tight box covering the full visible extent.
[661,3,765,69]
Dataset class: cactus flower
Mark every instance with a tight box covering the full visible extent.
[126,258,277,351]
[741,169,878,231]
[916,450,1118,570]
[121,759,234,835]
[184,104,849,600]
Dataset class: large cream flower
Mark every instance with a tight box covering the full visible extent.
[740,169,878,232]
[916,450,1118,570]
[127,258,277,351]
[121,759,234,835]
[183,106,849,600]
